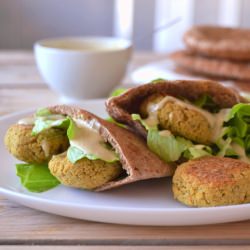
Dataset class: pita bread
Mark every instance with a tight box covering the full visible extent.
[106,80,246,139]
[184,25,250,61]
[170,50,250,81]
[47,105,174,191]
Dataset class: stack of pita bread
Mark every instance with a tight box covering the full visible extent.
[170,26,250,81]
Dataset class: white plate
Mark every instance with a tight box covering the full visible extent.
[1,99,250,226]
[131,59,233,85]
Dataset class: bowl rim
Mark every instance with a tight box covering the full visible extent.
[34,36,132,55]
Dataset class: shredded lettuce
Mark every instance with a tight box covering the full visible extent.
[131,97,250,163]
[147,129,213,162]
[35,108,52,117]
[147,129,192,162]
[32,108,70,135]
[66,146,101,163]
[193,95,220,113]
[16,163,60,192]
[67,145,119,164]
[67,119,119,163]
[183,145,212,159]
[216,138,233,157]
[222,103,250,157]
[151,78,166,84]
[32,117,70,135]
[131,113,157,130]
[110,88,127,97]
[132,111,220,162]
[66,118,75,139]
[105,116,126,128]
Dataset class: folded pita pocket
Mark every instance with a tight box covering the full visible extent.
[106,80,246,139]
[47,105,174,191]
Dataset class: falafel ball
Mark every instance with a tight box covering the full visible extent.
[140,95,212,144]
[172,156,250,207]
[158,101,212,144]
[48,152,124,190]
[4,124,69,164]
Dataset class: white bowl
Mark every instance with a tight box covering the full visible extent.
[34,36,132,100]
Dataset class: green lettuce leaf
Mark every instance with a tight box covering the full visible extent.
[67,146,119,164]
[16,163,60,192]
[67,146,100,163]
[110,88,127,97]
[131,113,158,130]
[66,118,75,139]
[35,108,51,117]
[183,145,212,159]
[151,78,166,84]
[193,95,220,113]
[32,117,70,135]
[214,137,241,158]
[105,117,126,128]
[67,119,119,163]
[223,103,250,150]
[147,129,192,162]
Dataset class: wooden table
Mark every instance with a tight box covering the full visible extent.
[1,50,250,250]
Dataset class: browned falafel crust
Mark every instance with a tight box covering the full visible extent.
[172,156,250,207]
[4,124,69,164]
[184,26,250,61]
[157,101,212,144]
[49,153,123,190]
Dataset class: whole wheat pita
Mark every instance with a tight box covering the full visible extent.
[184,26,250,61]
[48,105,174,191]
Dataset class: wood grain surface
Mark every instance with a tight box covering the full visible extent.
[1,247,250,250]
[1,51,250,248]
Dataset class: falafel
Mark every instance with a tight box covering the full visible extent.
[48,152,124,190]
[140,94,212,144]
[4,124,69,164]
[172,156,250,207]
[158,101,212,144]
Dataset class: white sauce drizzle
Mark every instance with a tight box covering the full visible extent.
[231,143,250,164]
[70,118,117,162]
[41,140,50,157]
[143,96,230,143]
[17,114,66,125]
[18,117,35,125]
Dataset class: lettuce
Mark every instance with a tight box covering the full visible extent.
[147,129,214,162]
[216,138,233,157]
[147,129,192,162]
[131,113,158,130]
[105,117,126,128]
[16,163,60,192]
[110,88,127,97]
[67,145,119,164]
[32,117,70,135]
[131,99,250,163]
[193,95,220,113]
[183,145,212,159]
[32,108,70,135]
[35,108,51,117]
[151,78,166,84]
[67,119,119,163]
[67,146,101,163]
[222,103,250,157]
